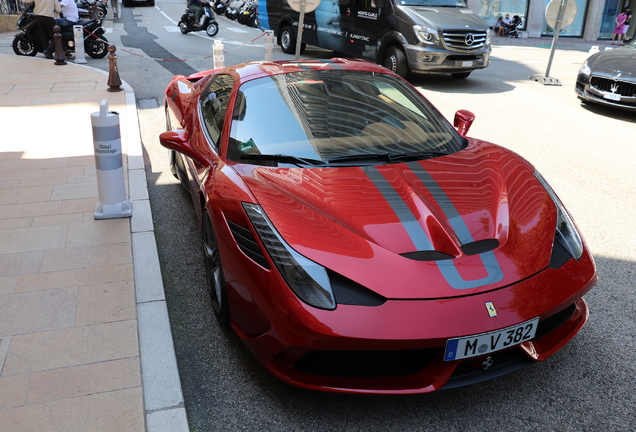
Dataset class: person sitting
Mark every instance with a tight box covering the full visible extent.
[493,16,504,36]
[499,14,512,36]
[187,0,204,26]
[56,0,79,27]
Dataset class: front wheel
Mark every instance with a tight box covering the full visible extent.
[86,38,108,58]
[13,34,38,56]
[206,21,219,37]
[451,72,471,79]
[179,21,190,34]
[383,46,408,78]
[202,211,229,324]
[280,25,305,54]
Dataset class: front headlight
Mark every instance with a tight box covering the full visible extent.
[578,60,591,77]
[414,25,441,45]
[534,172,583,260]
[243,203,336,310]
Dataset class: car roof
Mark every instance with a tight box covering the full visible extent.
[186,58,395,83]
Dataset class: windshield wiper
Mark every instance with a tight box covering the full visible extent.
[239,154,328,167]
[328,150,448,164]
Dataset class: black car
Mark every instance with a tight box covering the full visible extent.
[576,39,636,111]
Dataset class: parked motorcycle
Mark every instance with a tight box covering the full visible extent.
[224,0,244,20]
[178,1,219,37]
[13,3,109,59]
[76,0,108,19]
[213,0,228,16]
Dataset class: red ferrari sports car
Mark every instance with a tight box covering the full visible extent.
[159,59,597,394]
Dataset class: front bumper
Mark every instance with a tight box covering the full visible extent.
[236,252,596,394]
[405,45,490,74]
[575,75,636,111]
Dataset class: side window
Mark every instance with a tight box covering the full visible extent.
[200,74,235,151]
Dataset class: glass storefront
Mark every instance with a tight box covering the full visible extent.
[479,0,529,30]
[599,0,634,39]
[541,0,589,36]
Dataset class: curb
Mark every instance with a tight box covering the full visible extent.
[77,63,189,432]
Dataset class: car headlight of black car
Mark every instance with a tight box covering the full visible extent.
[534,172,584,263]
[243,203,337,310]
[578,60,591,77]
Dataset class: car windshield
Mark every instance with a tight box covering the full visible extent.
[397,0,467,7]
[227,70,466,166]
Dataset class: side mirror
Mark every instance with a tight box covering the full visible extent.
[159,129,207,166]
[453,109,475,137]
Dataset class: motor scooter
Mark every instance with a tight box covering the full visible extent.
[178,1,219,37]
[13,3,109,58]
[76,0,108,19]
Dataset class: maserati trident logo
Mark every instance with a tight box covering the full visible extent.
[485,302,497,317]
[465,33,475,46]
[610,82,619,93]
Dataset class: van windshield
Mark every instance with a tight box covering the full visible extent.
[398,0,467,7]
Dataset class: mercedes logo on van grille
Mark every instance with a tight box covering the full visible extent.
[465,33,475,46]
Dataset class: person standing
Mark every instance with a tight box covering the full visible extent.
[22,0,61,58]
[611,7,629,45]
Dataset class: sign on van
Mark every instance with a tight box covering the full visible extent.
[287,0,321,13]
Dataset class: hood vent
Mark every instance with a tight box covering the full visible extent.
[401,251,455,261]
[460,239,500,256]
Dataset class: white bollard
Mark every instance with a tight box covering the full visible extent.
[213,40,224,69]
[91,99,132,220]
[74,25,87,64]
[589,45,599,54]
[264,30,274,61]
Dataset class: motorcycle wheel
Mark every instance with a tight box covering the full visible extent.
[179,21,190,34]
[12,34,38,56]
[86,39,108,58]
[206,22,219,37]
[97,6,106,18]
[215,5,225,14]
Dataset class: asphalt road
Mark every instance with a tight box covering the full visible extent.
[2,4,635,430]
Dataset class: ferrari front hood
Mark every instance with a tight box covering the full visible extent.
[237,140,557,299]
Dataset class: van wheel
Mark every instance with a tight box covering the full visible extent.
[451,72,471,79]
[280,25,305,54]
[383,46,408,78]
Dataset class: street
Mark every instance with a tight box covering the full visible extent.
[1,2,635,430]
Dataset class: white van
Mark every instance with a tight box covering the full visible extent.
[258,0,491,78]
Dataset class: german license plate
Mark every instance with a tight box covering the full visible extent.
[444,317,539,361]
[603,92,621,101]
[461,61,473,67]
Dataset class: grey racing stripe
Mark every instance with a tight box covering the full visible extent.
[406,161,474,244]
[364,166,433,251]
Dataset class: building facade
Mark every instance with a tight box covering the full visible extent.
[467,0,633,41]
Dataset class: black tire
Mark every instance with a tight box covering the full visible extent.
[85,38,108,58]
[147,0,155,6]
[383,45,408,78]
[123,0,131,6]
[97,6,106,18]
[202,211,229,324]
[179,21,189,34]
[12,34,38,56]
[206,22,219,37]
[280,25,305,54]
[451,72,471,79]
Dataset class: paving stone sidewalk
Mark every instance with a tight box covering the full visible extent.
[0,53,187,432]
